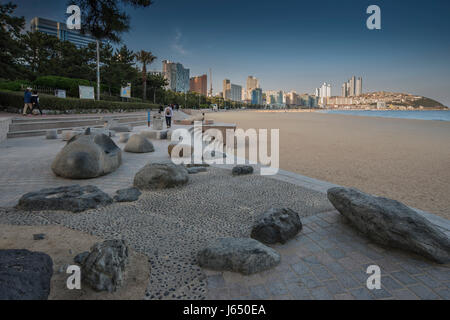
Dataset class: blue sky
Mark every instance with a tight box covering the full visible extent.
[10,0,450,105]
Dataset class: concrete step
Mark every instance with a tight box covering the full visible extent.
[7,113,151,137]
[11,113,148,124]
[9,116,147,132]
[7,120,148,138]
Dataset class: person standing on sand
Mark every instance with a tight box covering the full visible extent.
[23,87,32,116]
[164,105,173,128]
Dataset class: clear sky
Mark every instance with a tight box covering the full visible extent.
[10,0,450,106]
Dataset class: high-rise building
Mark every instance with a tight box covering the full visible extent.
[341,83,348,97]
[316,83,331,106]
[30,17,97,48]
[350,76,356,96]
[242,87,247,101]
[247,76,259,90]
[264,90,284,106]
[162,60,190,92]
[223,79,242,101]
[189,74,207,96]
[356,77,363,96]
[251,88,263,105]
[231,84,242,102]
[342,76,363,97]
[223,79,231,100]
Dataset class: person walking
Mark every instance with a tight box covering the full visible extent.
[159,105,164,114]
[164,105,173,128]
[23,87,32,116]
[31,90,43,115]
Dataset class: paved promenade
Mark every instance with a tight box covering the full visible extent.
[0,114,448,300]
[205,210,450,300]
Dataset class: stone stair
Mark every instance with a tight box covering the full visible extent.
[7,113,149,138]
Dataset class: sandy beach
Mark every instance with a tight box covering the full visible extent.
[207,111,450,219]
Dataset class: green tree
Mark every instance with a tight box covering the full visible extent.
[0,2,25,79]
[22,32,94,80]
[70,0,153,100]
[102,45,138,95]
[134,50,156,101]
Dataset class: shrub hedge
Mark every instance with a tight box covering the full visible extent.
[0,80,30,92]
[33,76,95,97]
[0,90,158,113]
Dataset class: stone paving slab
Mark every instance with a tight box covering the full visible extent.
[203,210,450,300]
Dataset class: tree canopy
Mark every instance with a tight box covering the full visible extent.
[69,0,153,42]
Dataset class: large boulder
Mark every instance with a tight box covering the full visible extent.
[16,185,113,213]
[133,162,189,190]
[0,249,53,300]
[76,240,129,292]
[327,187,450,264]
[52,130,122,179]
[124,134,154,153]
[118,133,130,143]
[167,142,194,158]
[251,208,302,244]
[197,238,281,275]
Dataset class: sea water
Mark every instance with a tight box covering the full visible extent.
[319,110,450,121]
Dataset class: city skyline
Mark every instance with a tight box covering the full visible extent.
[12,0,450,106]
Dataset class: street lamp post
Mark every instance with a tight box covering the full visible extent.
[96,40,100,100]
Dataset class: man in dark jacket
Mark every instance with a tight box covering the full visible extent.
[31,90,42,115]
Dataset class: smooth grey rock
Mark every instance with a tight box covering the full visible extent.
[187,167,207,174]
[33,233,46,240]
[74,251,89,265]
[80,240,129,292]
[327,187,450,264]
[61,130,83,141]
[133,162,189,190]
[197,238,280,275]
[140,130,158,140]
[52,132,122,179]
[114,187,141,202]
[159,130,168,140]
[118,132,129,143]
[232,165,254,176]
[16,185,113,213]
[124,135,154,153]
[251,208,302,244]
[46,130,57,139]
[0,249,53,300]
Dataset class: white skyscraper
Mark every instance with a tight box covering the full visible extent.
[356,77,363,96]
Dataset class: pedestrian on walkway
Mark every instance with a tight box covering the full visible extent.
[31,90,43,115]
[23,87,32,116]
[164,105,173,128]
